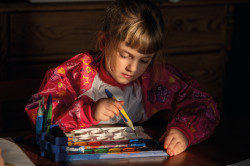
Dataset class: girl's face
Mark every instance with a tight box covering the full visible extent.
[106,41,154,85]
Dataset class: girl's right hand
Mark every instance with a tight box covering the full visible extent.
[92,98,123,121]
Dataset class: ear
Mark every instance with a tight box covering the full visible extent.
[97,31,106,51]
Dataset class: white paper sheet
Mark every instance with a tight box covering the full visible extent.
[29,0,112,3]
[228,159,250,166]
[0,138,34,166]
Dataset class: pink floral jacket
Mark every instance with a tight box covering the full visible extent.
[25,51,220,146]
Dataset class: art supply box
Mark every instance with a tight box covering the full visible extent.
[38,125,168,162]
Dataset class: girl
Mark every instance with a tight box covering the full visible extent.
[0,148,4,166]
[25,0,220,156]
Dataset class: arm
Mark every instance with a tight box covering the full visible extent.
[25,53,99,132]
[142,64,219,156]
[167,76,220,146]
[154,65,220,155]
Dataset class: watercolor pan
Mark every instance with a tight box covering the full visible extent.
[40,138,148,154]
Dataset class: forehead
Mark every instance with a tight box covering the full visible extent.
[118,41,155,58]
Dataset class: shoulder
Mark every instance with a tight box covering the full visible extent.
[56,51,99,72]
[162,64,192,82]
[141,63,194,89]
[66,51,97,66]
[143,63,191,80]
[61,51,100,90]
[48,51,99,81]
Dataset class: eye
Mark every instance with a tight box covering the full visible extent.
[140,58,151,64]
[140,60,149,64]
[119,52,129,59]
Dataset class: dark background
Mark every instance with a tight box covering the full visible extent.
[0,0,250,135]
[224,4,250,119]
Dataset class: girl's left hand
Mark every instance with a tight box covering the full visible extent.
[159,128,188,156]
[0,148,4,166]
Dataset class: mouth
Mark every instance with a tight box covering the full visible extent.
[122,73,133,79]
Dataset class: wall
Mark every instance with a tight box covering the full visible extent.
[0,0,248,133]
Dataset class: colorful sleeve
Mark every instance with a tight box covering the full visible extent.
[165,65,220,146]
[25,52,99,132]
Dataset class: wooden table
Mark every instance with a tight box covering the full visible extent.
[3,114,250,166]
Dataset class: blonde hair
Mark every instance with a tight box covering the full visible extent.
[92,0,164,85]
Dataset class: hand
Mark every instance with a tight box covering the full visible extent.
[92,98,123,121]
[0,148,4,166]
[159,128,188,156]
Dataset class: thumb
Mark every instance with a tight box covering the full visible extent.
[119,101,124,106]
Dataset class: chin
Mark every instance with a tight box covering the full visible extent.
[116,78,132,85]
[118,80,130,85]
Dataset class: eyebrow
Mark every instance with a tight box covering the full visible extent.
[121,49,154,59]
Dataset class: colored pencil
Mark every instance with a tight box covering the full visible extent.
[105,89,138,136]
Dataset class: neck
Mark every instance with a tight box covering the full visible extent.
[99,60,128,88]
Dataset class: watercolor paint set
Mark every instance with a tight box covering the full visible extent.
[38,125,168,162]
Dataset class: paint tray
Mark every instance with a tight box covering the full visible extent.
[38,125,168,161]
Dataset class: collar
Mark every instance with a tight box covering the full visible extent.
[99,60,128,88]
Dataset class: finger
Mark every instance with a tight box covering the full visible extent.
[105,105,120,117]
[102,114,112,121]
[113,100,123,109]
[119,101,124,106]
[171,142,185,156]
[166,138,178,156]
[103,109,116,118]
[167,137,178,150]
[163,132,174,149]
[107,99,122,116]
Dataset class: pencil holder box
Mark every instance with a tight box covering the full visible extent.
[38,125,168,162]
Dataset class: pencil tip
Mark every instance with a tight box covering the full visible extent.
[134,130,138,137]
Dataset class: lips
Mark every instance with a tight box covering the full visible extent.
[122,73,133,79]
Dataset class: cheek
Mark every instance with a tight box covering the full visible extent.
[113,58,125,72]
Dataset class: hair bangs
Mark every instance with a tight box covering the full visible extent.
[125,21,163,54]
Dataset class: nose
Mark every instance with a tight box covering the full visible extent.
[126,60,138,72]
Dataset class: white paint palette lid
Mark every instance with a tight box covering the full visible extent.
[65,126,151,142]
